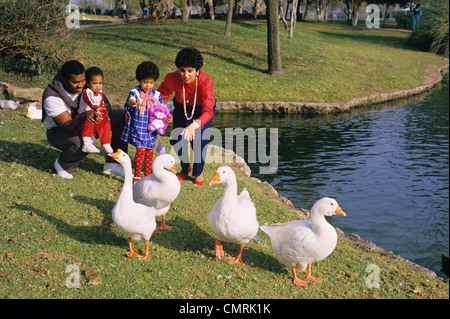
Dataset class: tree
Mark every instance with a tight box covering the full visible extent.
[180,0,190,22]
[225,0,234,36]
[265,0,283,75]
[289,0,299,38]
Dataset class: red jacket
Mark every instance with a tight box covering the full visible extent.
[158,71,215,128]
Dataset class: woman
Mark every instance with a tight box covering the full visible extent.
[158,47,216,186]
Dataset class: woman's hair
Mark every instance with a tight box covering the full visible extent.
[61,60,85,80]
[175,47,203,70]
[85,66,103,81]
[135,61,160,82]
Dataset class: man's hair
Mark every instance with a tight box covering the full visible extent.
[85,66,103,82]
[61,60,85,80]
[175,47,203,70]
[135,61,159,82]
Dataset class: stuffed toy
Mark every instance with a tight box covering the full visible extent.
[148,102,173,154]
[148,103,172,135]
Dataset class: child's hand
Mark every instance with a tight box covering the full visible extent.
[128,98,140,108]
[165,117,173,124]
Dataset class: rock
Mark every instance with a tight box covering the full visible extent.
[0,82,44,109]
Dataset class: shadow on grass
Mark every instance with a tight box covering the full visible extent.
[150,215,285,274]
[12,202,125,248]
[0,139,113,178]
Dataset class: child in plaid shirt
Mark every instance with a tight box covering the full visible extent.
[121,61,165,183]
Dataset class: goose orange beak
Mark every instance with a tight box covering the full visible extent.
[108,149,122,160]
[170,164,177,174]
[209,172,221,186]
[335,205,346,216]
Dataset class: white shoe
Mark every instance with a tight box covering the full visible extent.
[102,144,113,154]
[54,158,73,179]
[82,144,100,153]
[103,162,125,177]
[82,137,100,153]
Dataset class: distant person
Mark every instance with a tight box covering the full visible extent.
[42,60,127,179]
[77,66,113,154]
[158,47,216,186]
[121,1,127,22]
[412,4,422,31]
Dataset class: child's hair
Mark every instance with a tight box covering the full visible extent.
[175,47,203,70]
[85,66,103,82]
[135,61,159,82]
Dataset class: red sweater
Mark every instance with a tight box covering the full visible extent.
[158,71,215,128]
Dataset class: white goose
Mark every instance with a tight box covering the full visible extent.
[108,149,157,261]
[208,166,259,265]
[133,154,180,231]
[26,105,42,120]
[260,197,346,287]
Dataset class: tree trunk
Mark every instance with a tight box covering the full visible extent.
[265,0,283,76]
[279,0,289,31]
[351,3,359,26]
[208,0,215,20]
[316,0,324,22]
[181,0,190,22]
[289,0,299,38]
[225,0,234,36]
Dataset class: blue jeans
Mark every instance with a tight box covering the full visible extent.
[170,101,215,177]
[412,15,420,31]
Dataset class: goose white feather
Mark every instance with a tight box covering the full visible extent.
[260,197,346,287]
[109,149,157,261]
[26,105,42,120]
[133,154,180,230]
[207,166,259,265]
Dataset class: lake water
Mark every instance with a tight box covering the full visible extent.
[207,74,449,277]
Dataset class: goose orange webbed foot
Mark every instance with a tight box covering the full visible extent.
[125,238,139,257]
[305,263,323,283]
[158,215,175,231]
[137,241,150,261]
[214,239,225,259]
[227,244,246,266]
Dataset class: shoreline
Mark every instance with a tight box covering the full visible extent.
[214,63,449,113]
[217,145,444,280]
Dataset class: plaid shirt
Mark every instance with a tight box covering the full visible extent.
[121,86,164,149]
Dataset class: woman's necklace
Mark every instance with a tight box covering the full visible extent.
[182,76,198,121]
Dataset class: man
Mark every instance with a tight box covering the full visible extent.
[42,60,127,178]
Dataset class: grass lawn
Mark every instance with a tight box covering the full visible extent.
[0,109,448,299]
[1,18,448,105]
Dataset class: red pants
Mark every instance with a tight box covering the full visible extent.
[81,108,111,145]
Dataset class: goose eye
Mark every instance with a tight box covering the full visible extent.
[222,170,226,174]
[330,203,334,205]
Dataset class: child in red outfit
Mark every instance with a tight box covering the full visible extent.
[78,67,113,154]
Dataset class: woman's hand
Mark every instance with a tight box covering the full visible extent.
[181,121,200,141]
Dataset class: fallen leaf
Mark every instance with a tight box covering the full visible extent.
[40,225,48,229]
[0,271,9,277]
[41,252,51,259]
[85,269,100,277]
[13,200,22,205]
[8,236,17,242]
[6,252,14,258]
[46,281,54,289]
[88,275,101,286]
[43,235,52,242]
